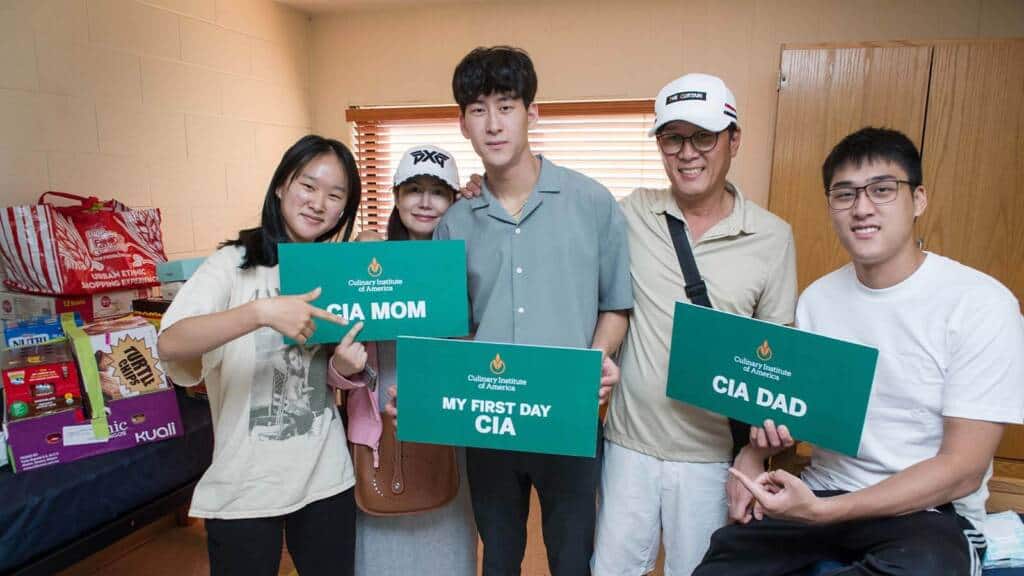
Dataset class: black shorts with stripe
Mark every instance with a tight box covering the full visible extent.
[692,491,985,576]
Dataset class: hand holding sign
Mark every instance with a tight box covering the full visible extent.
[384,385,398,425]
[331,322,366,377]
[749,420,795,459]
[598,355,620,406]
[257,287,348,345]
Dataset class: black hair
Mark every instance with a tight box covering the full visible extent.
[385,176,457,241]
[821,127,922,192]
[222,134,361,268]
[452,46,538,112]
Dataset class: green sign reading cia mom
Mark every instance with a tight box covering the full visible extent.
[278,241,468,343]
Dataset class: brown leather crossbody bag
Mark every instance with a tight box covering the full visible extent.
[351,414,459,516]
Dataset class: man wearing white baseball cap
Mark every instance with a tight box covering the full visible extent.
[594,73,798,575]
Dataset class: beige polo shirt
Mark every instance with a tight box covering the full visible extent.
[604,183,797,462]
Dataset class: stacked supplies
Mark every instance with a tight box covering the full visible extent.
[2,341,84,422]
[4,315,182,472]
[142,257,208,399]
[157,257,204,301]
[0,288,153,325]
[0,193,185,472]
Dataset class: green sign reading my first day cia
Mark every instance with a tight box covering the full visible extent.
[666,302,878,457]
[396,337,602,458]
[277,241,469,344]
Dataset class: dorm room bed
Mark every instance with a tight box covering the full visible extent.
[0,389,213,575]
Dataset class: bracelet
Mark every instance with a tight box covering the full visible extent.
[365,365,378,391]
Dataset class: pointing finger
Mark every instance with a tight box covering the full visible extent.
[729,467,771,503]
[310,305,348,327]
[299,287,322,302]
[340,321,365,346]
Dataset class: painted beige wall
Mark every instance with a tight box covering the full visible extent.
[0,0,313,260]
[310,0,1024,207]
[2,0,1021,262]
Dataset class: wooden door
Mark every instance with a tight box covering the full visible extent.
[918,40,1024,461]
[768,45,932,291]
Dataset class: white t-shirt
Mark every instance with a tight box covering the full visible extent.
[160,245,354,519]
[798,253,1024,531]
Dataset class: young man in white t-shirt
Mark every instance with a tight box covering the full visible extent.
[693,127,1024,576]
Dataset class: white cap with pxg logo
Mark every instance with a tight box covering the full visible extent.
[393,145,460,192]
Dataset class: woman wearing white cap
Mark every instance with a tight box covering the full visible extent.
[327,145,477,576]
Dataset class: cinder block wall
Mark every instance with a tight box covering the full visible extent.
[0,0,315,260]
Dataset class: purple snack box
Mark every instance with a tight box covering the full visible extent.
[5,388,182,472]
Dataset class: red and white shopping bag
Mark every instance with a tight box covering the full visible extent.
[0,192,166,295]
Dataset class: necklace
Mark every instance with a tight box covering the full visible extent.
[509,197,530,222]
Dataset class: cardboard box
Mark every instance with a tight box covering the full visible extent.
[2,317,66,349]
[5,387,182,472]
[0,288,152,323]
[5,314,181,473]
[2,341,84,421]
[129,299,209,400]
[157,257,204,283]
[131,298,170,330]
[0,291,51,321]
[82,315,168,400]
[159,281,184,301]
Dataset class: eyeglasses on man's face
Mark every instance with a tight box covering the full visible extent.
[656,129,723,155]
[826,179,913,211]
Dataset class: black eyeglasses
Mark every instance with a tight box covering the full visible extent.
[656,130,722,155]
[826,179,913,211]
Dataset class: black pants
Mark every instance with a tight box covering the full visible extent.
[205,488,356,576]
[693,491,985,576]
[466,427,603,576]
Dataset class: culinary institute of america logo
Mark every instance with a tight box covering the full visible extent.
[367,257,382,278]
[489,353,506,375]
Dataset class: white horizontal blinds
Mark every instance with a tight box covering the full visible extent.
[529,114,667,198]
[351,104,667,234]
[351,120,386,232]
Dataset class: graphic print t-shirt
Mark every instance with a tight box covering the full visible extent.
[160,245,354,519]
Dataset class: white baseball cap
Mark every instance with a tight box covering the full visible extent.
[649,73,739,136]
[393,145,460,192]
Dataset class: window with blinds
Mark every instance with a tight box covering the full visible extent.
[347,101,669,233]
